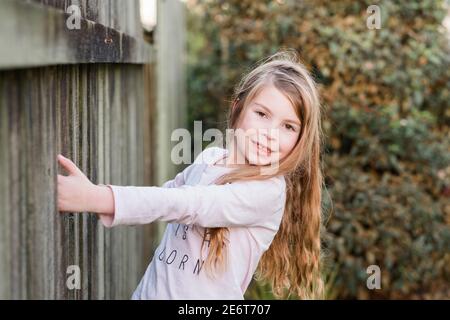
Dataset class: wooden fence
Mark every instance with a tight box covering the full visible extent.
[0,0,186,299]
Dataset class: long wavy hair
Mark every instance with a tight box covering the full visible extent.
[199,49,325,299]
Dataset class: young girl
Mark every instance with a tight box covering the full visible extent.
[57,50,324,300]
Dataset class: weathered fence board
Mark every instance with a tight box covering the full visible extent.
[155,0,187,184]
[153,0,187,239]
[0,0,154,69]
[0,0,160,299]
[28,0,143,38]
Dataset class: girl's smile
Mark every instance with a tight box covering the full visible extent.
[252,139,272,157]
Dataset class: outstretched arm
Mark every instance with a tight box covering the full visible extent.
[57,154,186,215]
[99,177,286,229]
[57,154,286,230]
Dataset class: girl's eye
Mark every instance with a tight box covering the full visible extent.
[255,111,267,118]
[285,124,296,132]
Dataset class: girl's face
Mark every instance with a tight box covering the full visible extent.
[234,84,301,166]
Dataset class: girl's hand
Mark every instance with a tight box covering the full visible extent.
[57,154,98,213]
[57,154,115,214]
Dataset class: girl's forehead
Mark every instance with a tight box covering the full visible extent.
[249,85,300,121]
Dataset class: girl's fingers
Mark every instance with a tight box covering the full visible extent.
[57,154,82,176]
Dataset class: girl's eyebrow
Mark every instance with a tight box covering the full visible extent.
[254,102,301,127]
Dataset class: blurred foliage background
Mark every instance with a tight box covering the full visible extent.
[185,0,450,299]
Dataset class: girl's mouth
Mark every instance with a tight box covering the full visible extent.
[252,140,272,156]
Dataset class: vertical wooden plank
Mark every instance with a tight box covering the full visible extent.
[156,0,187,182]
[18,71,28,299]
[102,63,112,299]
[95,63,106,300]
[26,68,42,298]
[79,64,90,300]
[156,0,187,243]
[142,62,158,270]
[54,65,65,300]
[45,66,57,299]
[0,72,11,299]
[113,64,125,298]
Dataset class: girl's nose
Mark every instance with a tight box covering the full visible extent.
[260,127,279,144]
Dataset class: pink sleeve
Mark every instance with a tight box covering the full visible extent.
[98,169,185,227]
[99,176,285,229]
[160,170,185,188]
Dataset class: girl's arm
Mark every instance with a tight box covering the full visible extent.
[98,177,286,229]
[57,154,186,214]
[57,154,286,230]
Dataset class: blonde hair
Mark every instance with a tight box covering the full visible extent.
[200,49,325,299]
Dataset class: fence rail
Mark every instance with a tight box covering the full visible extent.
[0,0,154,69]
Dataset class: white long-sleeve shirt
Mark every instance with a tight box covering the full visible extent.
[99,146,286,299]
